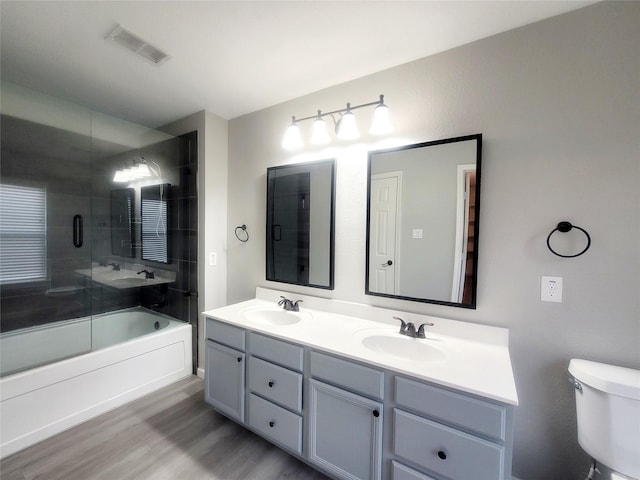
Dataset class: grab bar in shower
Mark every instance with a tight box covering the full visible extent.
[73,214,83,248]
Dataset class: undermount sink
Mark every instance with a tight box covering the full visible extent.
[355,328,447,364]
[241,307,311,326]
[109,277,149,286]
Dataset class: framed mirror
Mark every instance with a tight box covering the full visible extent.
[366,134,482,308]
[141,183,171,264]
[110,188,135,257]
[266,159,335,289]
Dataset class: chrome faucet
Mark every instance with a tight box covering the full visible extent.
[394,316,410,335]
[107,262,120,271]
[394,316,434,338]
[278,296,302,312]
[416,322,434,338]
[137,269,155,279]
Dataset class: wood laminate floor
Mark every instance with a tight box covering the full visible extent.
[1,376,330,480]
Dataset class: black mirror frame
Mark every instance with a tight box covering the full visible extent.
[266,159,336,290]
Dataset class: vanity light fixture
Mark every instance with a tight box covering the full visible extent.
[369,97,392,135]
[282,94,392,150]
[113,157,159,183]
[282,118,304,150]
[310,111,331,145]
[336,104,359,140]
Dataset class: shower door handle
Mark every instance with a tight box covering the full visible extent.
[272,225,282,241]
[73,214,83,248]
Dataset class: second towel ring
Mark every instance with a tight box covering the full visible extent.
[546,221,591,258]
[235,224,249,243]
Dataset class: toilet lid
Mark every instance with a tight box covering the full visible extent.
[569,359,640,400]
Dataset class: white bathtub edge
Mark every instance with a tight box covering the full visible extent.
[0,324,192,459]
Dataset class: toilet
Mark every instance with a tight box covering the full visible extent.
[569,359,640,480]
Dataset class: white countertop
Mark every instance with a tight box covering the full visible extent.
[203,288,518,406]
[75,266,175,289]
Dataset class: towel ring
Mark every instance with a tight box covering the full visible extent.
[546,221,591,258]
[235,224,249,243]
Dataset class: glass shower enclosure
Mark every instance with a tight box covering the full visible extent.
[0,82,198,376]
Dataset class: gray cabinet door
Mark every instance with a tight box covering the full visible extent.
[204,339,245,422]
[309,379,383,480]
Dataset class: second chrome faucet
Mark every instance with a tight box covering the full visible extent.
[394,316,434,339]
[278,296,303,312]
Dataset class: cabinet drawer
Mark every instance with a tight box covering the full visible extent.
[249,332,303,372]
[310,351,384,400]
[248,356,302,413]
[392,461,438,480]
[206,317,245,351]
[394,409,505,480]
[248,393,302,454]
[395,376,506,441]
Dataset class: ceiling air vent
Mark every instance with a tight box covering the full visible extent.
[105,25,171,65]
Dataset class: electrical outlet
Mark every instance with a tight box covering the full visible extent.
[541,276,563,303]
[209,252,217,266]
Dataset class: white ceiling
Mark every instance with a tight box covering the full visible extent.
[1,1,593,128]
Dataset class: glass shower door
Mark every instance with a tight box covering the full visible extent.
[1,82,197,377]
[0,102,94,375]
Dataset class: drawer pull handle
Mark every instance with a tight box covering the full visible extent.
[372,409,380,418]
[268,381,275,388]
[437,450,447,460]
[237,357,242,362]
[269,421,275,428]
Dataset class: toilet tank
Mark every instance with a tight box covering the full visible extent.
[569,359,640,479]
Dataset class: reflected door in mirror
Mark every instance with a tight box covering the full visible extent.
[366,134,481,309]
[269,172,310,285]
[369,173,400,294]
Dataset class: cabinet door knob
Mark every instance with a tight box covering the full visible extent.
[372,409,380,418]
[268,381,275,388]
[236,357,242,362]
[269,421,275,428]
[437,450,447,460]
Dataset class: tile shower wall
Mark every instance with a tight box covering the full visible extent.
[138,131,199,371]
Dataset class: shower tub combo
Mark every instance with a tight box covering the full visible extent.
[0,307,192,458]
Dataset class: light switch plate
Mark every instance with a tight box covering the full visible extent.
[412,229,423,239]
[541,276,563,302]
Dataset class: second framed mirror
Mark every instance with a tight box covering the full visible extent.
[366,134,482,308]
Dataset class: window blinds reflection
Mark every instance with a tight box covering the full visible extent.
[141,184,169,264]
[0,184,47,284]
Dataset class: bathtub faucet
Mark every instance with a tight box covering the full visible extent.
[107,262,120,271]
[137,269,155,279]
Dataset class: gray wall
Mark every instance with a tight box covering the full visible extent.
[225,3,640,479]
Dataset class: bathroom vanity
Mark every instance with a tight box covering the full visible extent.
[203,288,518,480]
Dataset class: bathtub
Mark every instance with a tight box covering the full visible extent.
[0,307,192,458]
